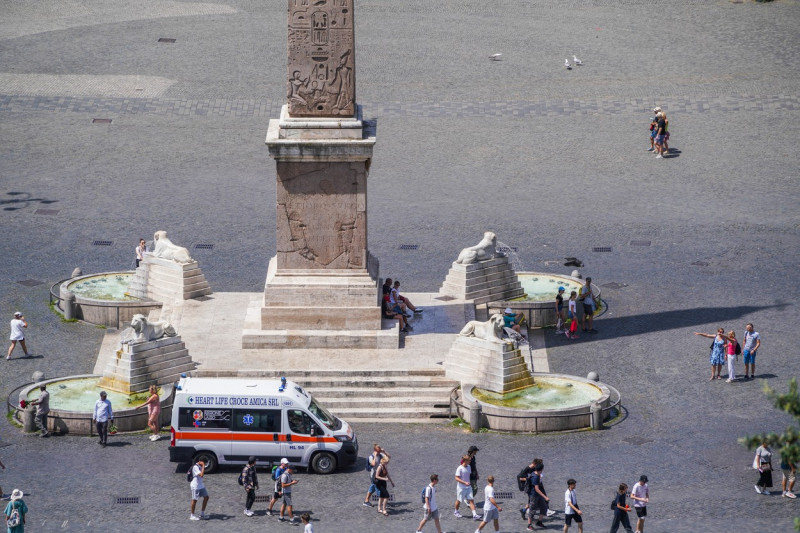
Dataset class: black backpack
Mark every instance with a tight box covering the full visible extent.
[517,467,530,492]
[238,465,247,486]
[610,494,618,510]
[187,465,194,483]
[734,341,741,356]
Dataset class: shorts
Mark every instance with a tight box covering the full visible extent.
[650,129,657,139]
[565,513,583,525]
[568,310,576,320]
[422,508,440,521]
[743,349,756,365]
[635,506,647,518]
[456,484,473,503]
[783,469,796,484]
[367,481,378,494]
[483,508,499,521]
[273,491,282,500]
[283,493,293,506]
[582,303,594,316]
[655,134,665,144]
[191,487,209,500]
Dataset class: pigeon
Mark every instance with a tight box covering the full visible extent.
[565,59,572,69]
[489,53,503,61]
[573,55,583,65]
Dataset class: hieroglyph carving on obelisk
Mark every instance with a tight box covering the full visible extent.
[287,0,356,117]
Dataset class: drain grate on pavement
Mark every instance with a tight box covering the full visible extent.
[435,295,456,301]
[630,240,651,247]
[497,246,518,253]
[92,118,112,124]
[114,496,140,505]
[35,208,60,215]
[493,491,514,500]
[253,494,271,503]
[398,244,419,250]
[691,261,709,267]
[194,243,214,250]
[601,282,628,290]
[158,38,177,43]
[92,240,113,246]
[371,494,395,502]
[592,247,613,253]
[16,279,44,287]
[623,437,654,446]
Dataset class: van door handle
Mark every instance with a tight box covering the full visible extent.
[273,433,279,442]
[286,434,292,442]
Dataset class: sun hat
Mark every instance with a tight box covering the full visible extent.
[653,106,661,112]
[10,489,23,501]
[504,307,513,314]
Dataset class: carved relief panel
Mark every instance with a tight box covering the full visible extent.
[287,0,356,117]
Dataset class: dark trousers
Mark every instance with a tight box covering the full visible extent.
[96,420,109,444]
[246,489,256,510]
[610,510,633,533]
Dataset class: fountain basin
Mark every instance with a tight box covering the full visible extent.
[488,272,601,328]
[59,272,161,328]
[19,375,174,435]
[456,373,618,432]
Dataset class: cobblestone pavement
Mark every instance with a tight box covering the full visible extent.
[1,0,799,531]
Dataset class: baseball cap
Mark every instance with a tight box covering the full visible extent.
[280,457,289,464]
[504,307,513,314]
[639,475,648,483]
[558,286,565,292]
[13,311,22,317]
[468,445,479,453]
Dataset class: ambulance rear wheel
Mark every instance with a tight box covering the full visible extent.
[192,451,218,474]
[312,452,336,475]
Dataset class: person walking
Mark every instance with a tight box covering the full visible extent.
[630,475,649,533]
[742,323,761,380]
[267,458,289,516]
[374,456,394,516]
[417,474,443,533]
[137,385,161,441]
[279,464,299,524]
[754,440,774,495]
[241,456,259,516]
[526,462,548,531]
[363,443,389,507]
[647,110,658,152]
[579,278,597,334]
[609,483,633,533]
[694,329,726,380]
[563,479,583,533]
[93,391,113,447]
[555,287,566,334]
[189,459,210,520]
[454,455,482,521]
[653,112,666,158]
[29,384,49,437]
[135,238,146,268]
[781,456,797,498]
[301,512,313,533]
[7,312,30,360]
[467,445,480,499]
[474,475,501,533]
[4,489,27,533]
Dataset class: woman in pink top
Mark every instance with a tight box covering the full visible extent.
[138,385,161,441]
[723,330,738,382]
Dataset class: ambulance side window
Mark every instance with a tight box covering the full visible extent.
[287,409,321,436]
[178,408,232,430]
[232,409,282,432]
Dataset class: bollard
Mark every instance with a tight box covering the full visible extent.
[586,371,599,382]
[590,402,603,430]
[31,371,45,383]
[468,402,482,433]
[63,291,76,320]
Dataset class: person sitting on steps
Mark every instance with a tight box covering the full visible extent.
[383,294,410,333]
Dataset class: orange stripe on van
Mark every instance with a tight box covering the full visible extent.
[174,431,337,444]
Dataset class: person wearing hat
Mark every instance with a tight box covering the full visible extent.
[654,111,667,159]
[279,463,300,524]
[7,312,30,360]
[241,456,259,517]
[502,308,525,334]
[630,475,649,533]
[4,489,27,532]
[554,287,566,334]
[93,391,113,447]
[267,458,290,516]
[467,446,480,497]
[647,107,661,152]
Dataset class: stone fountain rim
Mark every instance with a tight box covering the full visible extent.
[61,270,158,304]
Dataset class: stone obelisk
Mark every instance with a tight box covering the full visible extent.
[244,0,395,349]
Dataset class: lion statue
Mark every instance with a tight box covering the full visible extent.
[455,231,504,264]
[458,313,505,342]
[152,230,193,263]
[129,314,177,343]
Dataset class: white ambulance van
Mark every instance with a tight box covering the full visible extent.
[169,376,357,474]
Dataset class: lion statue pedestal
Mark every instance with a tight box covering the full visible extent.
[438,231,524,305]
[444,314,535,393]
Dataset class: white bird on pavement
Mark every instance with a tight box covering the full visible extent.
[489,53,503,61]
[565,58,572,69]
[573,55,583,65]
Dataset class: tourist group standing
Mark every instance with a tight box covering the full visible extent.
[694,323,761,382]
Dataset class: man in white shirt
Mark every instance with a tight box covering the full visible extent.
[189,459,210,520]
[474,475,501,533]
[563,478,583,533]
[417,474,442,533]
[7,312,30,360]
[743,323,761,380]
[630,475,649,533]
[92,391,113,447]
[579,278,597,333]
[454,455,482,520]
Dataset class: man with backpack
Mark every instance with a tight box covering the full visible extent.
[267,457,289,516]
[416,473,443,533]
[240,456,259,517]
[189,459,210,520]
[526,463,549,531]
[363,443,389,507]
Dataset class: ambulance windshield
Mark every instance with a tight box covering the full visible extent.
[308,397,340,430]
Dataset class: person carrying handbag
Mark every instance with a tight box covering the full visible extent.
[754,440,774,494]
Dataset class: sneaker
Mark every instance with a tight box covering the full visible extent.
[406,324,413,330]
[190,514,200,521]
[414,308,424,313]
[278,516,286,522]
[547,509,556,517]
[656,155,663,159]
[755,485,762,494]
[266,509,273,516]
[244,509,254,516]
[454,511,463,518]
[647,147,654,151]
[363,501,372,507]
[725,379,732,383]
[527,525,535,531]
[401,327,409,333]
[536,522,545,528]
[5,356,10,360]
[520,508,527,519]
[200,512,209,519]
[472,514,483,520]
[763,490,771,495]
[406,313,413,319]
[788,492,797,499]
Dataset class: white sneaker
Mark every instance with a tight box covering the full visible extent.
[755,485,762,494]
[547,509,556,516]
[763,490,771,495]
[244,509,254,516]
[454,510,463,518]
[656,155,663,159]
[787,492,797,499]
[190,514,200,520]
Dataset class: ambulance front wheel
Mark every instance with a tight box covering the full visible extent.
[192,450,218,474]
[312,452,337,475]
